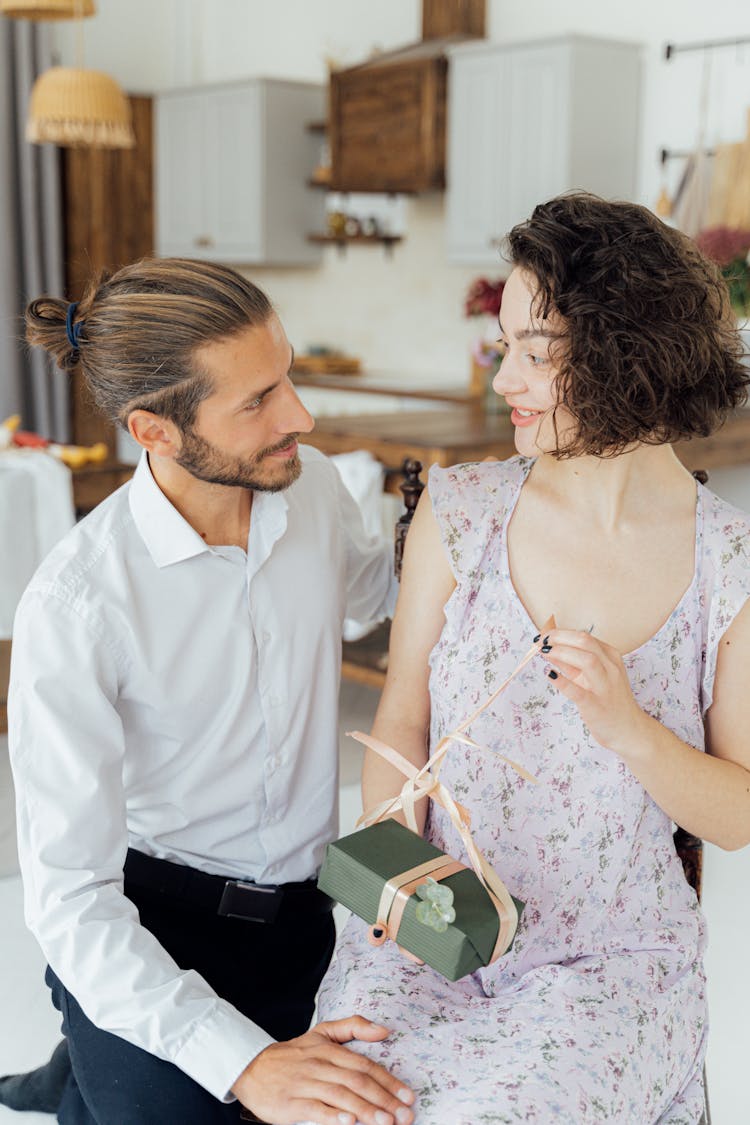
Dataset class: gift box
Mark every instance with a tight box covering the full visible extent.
[318,817,524,981]
[321,626,552,981]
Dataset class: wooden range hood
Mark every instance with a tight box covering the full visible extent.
[328,0,485,193]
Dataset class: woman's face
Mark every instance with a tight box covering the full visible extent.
[492,267,577,457]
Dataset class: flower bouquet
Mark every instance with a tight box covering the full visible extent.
[464,277,507,410]
[695,226,750,319]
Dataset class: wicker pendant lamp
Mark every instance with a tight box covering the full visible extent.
[26,65,135,147]
[23,0,134,149]
[0,0,95,17]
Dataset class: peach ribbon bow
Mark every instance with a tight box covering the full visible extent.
[348,618,554,964]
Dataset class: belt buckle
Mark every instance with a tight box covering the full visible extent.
[218,880,283,923]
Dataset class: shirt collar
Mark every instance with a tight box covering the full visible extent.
[128,451,291,570]
[129,452,211,568]
[246,487,289,578]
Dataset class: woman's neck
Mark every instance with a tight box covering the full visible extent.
[529,443,696,533]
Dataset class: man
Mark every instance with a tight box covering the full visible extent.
[8,258,415,1125]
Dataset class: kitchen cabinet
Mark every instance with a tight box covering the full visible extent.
[156,79,325,265]
[329,40,451,193]
[446,36,642,265]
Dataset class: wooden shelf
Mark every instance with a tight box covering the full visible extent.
[290,370,472,403]
[307,232,403,255]
[71,460,135,517]
[0,638,9,735]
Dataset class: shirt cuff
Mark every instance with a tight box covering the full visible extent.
[173,1000,276,1103]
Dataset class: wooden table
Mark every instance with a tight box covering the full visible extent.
[71,460,135,516]
[292,370,472,404]
[306,406,750,488]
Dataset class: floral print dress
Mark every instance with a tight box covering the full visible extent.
[314,457,750,1125]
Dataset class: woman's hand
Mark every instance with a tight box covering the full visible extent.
[538,629,649,758]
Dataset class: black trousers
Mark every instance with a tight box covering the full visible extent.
[47,853,336,1124]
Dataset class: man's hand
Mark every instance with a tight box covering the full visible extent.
[232,1016,416,1125]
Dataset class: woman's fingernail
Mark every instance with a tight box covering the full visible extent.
[532,633,541,643]
[542,634,550,645]
[548,669,558,680]
[397,1088,415,1105]
[338,1114,355,1125]
[396,1109,414,1124]
[541,644,552,653]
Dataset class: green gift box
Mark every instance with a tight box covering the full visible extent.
[318,818,524,981]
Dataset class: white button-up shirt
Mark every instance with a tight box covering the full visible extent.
[9,445,397,1101]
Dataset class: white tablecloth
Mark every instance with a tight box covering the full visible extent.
[0,449,76,638]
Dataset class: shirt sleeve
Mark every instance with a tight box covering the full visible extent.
[333,466,399,624]
[428,459,525,585]
[8,588,274,1102]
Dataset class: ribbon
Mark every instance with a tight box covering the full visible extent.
[367,855,464,948]
[350,617,555,963]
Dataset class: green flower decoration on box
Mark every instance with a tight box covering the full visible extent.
[415,877,456,933]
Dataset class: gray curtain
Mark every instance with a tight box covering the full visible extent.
[0,19,67,441]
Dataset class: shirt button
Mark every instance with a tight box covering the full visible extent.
[261,630,271,643]
[269,693,283,707]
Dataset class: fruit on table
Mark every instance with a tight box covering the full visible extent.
[1,417,108,468]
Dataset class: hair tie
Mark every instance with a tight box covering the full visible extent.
[65,301,83,350]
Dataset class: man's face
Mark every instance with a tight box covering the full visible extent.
[175,315,314,492]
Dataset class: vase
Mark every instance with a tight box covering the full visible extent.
[470,326,507,415]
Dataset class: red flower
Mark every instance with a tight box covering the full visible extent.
[695,226,750,267]
[464,277,505,318]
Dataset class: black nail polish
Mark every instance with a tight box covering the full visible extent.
[372,927,384,938]
[533,633,541,643]
[547,669,558,680]
[541,644,552,653]
[542,635,550,645]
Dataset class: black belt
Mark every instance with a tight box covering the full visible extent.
[124,848,334,925]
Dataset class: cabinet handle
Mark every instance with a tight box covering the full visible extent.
[194,235,215,248]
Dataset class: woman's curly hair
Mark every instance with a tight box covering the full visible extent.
[505,193,749,457]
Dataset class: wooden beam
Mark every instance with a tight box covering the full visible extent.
[421,0,485,40]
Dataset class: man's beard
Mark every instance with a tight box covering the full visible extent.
[175,427,302,492]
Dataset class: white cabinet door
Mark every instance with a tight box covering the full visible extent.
[445,53,507,264]
[446,38,639,266]
[156,92,206,257]
[501,44,570,239]
[203,86,263,263]
[156,80,324,265]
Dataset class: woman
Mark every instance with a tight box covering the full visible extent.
[315,194,750,1124]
